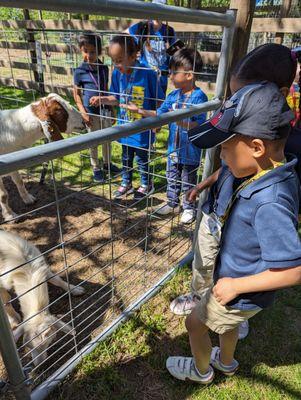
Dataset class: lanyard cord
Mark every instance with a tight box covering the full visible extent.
[219,161,285,225]
[174,89,195,149]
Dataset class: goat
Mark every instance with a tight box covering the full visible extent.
[0,230,85,366]
[0,93,84,221]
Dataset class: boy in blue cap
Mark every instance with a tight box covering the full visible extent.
[166,81,301,384]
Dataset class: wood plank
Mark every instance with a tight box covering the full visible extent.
[0,17,300,34]
[0,60,73,75]
[252,17,301,33]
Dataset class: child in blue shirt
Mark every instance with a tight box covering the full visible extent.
[73,33,119,183]
[170,44,299,345]
[93,34,164,200]
[125,48,207,223]
[166,81,301,384]
[128,2,176,94]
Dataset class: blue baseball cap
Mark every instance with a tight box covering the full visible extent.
[188,81,294,149]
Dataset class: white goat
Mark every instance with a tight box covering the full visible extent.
[0,93,84,221]
[0,230,85,366]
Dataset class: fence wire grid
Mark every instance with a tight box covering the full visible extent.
[0,5,236,400]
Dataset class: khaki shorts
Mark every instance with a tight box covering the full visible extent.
[195,287,261,335]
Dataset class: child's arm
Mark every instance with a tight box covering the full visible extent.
[89,95,119,107]
[213,201,301,306]
[73,86,91,127]
[213,267,301,306]
[119,102,156,117]
[186,167,221,203]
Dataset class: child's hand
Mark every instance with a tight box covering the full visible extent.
[120,102,140,113]
[212,278,239,306]
[89,96,101,107]
[186,187,200,202]
[82,112,91,127]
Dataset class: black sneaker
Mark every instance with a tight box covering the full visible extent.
[93,169,106,184]
[113,185,134,199]
[134,185,155,200]
[104,163,121,174]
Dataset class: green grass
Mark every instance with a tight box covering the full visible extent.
[50,265,301,400]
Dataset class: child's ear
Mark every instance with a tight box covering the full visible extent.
[280,86,290,98]
[187,71,194,81]
[251,138,265,158]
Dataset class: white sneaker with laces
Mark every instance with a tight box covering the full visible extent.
[238,320,249,340]
[166,356,214,384]
[210,346,239,376]
[170,293,200,315]
[155,204,180,216]
[180,209,196,224]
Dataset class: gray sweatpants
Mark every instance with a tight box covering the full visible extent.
[191,213,220,296]
[89,114,112,169]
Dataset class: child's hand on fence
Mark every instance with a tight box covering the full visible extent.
[89,96,101,107]
[186,187,200,202]
[212,277,239,306]
[120,102,140,113]
[82,112,91,127]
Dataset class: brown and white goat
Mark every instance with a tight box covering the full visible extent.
[0,230,85,366]
[0,93,84,221]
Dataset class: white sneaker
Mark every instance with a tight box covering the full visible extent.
[210,347,239,376]
[155,204,180,216]
[166,356,214,384]
[238,320,249,340]
[170,293,200,315]
[180,209,196,224]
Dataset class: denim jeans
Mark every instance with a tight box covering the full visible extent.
[121,145,151,187]
[166,157,198,210]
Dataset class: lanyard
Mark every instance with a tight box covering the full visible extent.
[219,161,285,226]
[119,64,138,122]
[174,89,195,148]
[88,62,107,98]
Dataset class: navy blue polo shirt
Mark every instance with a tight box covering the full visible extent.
[73,61,109,114]
[202,164,244,217]
[214,156,301,311]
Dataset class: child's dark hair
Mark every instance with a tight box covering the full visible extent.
[169,48,203,75]
[232,43,297,89]
[77,33,102,53]
[109,34,138,56]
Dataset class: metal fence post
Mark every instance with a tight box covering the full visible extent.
[192,8,237,251]
[0,296,31,400]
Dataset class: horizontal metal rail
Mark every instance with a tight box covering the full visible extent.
[0,98,221,176]
[0,0,235,27]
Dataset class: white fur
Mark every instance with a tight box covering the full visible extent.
[0,93,84,222]
[0,230,85,367]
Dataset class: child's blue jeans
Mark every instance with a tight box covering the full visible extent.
[166,157,198,210]
[121,145,151,187]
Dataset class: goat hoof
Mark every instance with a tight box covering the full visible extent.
[71,286,85,296]
[23,194,36,205]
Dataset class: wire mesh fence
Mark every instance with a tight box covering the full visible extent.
[0,4,236,399]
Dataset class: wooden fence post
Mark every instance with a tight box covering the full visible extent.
[22,8,45,95]
[275,0,292,44]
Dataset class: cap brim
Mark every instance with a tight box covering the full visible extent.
[188,121,235,149]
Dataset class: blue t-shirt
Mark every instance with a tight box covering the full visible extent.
[73,61,109,114]
[214,156,301,311]
[157,88,208,165]
[110,61,165,147]
[129,22,176,92]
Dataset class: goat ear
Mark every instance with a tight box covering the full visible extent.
[13,325,24,342]
[53,318,75,336]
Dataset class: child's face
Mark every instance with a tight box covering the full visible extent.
[220,135,259,178]
[109,43,137,74]
[169,67,193,89]
[81,44,98,64]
